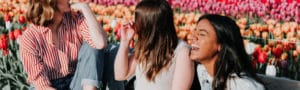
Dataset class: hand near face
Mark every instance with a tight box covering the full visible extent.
[70,2,89,12]
[121,22,135,43]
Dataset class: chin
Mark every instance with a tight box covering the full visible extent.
[190,55,199,61]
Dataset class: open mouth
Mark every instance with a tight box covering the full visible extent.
[191,44,200,50]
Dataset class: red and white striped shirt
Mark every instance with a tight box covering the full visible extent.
[19,13,96,89]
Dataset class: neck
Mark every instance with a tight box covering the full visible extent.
[49,12,64,31]
[201,55,219,78]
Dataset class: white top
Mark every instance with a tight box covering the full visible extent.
[134,40,188,90]
[197,64,265,90]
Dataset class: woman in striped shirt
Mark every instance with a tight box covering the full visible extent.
[20,0,107,90]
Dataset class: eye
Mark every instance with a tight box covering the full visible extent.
[199,31,207,36]
[199,33,205,36]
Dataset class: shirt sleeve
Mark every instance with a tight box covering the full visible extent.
[19,30,51,90]
[77,13,98,48]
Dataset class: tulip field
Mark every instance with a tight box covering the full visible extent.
[1,0,300,89]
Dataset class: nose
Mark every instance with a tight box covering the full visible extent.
[187,33,194,45]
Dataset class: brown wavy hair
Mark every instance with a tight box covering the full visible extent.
[26,0,58,26]
[134,0,178,82]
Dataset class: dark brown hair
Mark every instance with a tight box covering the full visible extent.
[134,0,178,82]
[197,14,265,90]
[26,0,58,26]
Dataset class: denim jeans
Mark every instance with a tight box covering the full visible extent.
[69,42,105,90]
[101,44,126,90]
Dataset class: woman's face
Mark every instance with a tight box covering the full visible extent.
[57,0,71,13]
[190,19,220,63]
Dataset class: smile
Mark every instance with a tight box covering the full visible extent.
[191,44,200,50]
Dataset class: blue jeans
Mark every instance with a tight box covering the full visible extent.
[29,42,128,90]
[101,44,126,90]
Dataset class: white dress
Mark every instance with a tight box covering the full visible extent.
[134,40,188,90]
[196,64,265,90]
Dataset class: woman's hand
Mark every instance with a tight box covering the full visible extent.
[121,22,135,43]
[71,2,108,49]
[114,22,137,81]
[70,2,89,11]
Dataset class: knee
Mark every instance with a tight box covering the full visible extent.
[79,42,105,60]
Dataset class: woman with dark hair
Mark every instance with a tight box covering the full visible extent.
[114,0,194,90]
[189,14,265,90]
[20,0,107,90]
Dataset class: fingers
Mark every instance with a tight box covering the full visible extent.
[70,3,87,11]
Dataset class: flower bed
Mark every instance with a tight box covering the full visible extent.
[1,0,300,89]
[0,0,29,89]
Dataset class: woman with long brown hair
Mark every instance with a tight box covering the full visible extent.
[190,14,265,90]
[114,0,194,90]
[20,0,107,90]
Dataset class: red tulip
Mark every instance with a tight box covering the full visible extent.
[282,41,290,52]
[217,0,223,2]
[288,42,296,50]
[258,51,267,64]
[2,49,9,56]
[261,0,267,4]
[14,29,22,39]
[0,34,7,49]
[9,31,15,40]
[168,0,173,5]
[115,23,121,41]
[19,15,26,24]
[0,38,8,50]
[272,45,283,58]
[253,46,262,57]
[4,13,10,22]
[0,34,6,40]
[287,0,293,3]
[0,40,3,49]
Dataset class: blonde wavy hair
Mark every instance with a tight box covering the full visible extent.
[26,0,58,26]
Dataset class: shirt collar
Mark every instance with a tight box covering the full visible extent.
[38,13,68,34]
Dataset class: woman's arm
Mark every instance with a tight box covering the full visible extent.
[114,41,137,80]
[172,43,195,90]
[72,3,107,49]
[114,23,136,80]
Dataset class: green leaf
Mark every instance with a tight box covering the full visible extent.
[2,80,10,90]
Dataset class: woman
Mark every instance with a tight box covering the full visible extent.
[189,14,265,90]
[20,0,107,90]
[114,0,194,90]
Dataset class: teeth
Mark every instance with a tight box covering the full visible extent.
[191,44,198,48]
[190,44,199,50]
